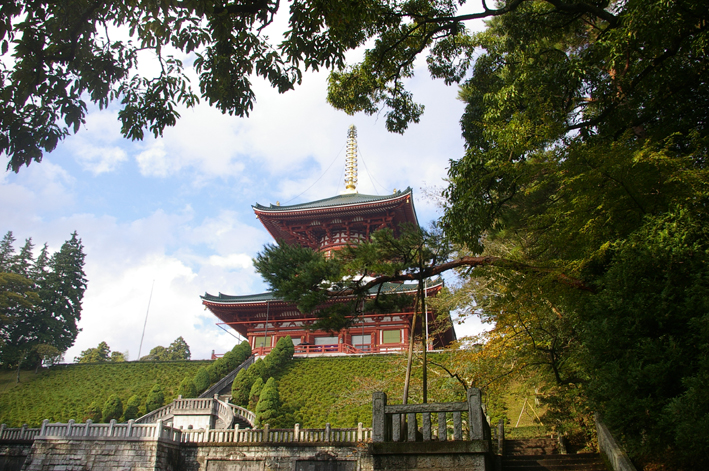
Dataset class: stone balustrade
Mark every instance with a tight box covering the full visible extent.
[36,419,181,441]
[0,424,40,441]
[179,423,371,444]
[372,388,491,442]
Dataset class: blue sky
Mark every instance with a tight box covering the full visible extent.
[1,44,487,361]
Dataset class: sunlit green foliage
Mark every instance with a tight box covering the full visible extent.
[123,395,140,421]
[0,360,210,426]
[255,377,279,428]
[145,384,164,413]
[177,375,197,398]
[102,394,123,422]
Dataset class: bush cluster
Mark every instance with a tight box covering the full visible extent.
[231,336,293,408]
[175,341,252,399]
[231,336,295,427]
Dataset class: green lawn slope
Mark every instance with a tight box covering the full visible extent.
[0,361,211,427]
[0,353,471,429]
[272,353,466,429]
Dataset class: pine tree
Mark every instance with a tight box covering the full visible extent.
[0,232,16,271]
[0,232,86,375]
[12,238,34,277]
[36,231,86,353]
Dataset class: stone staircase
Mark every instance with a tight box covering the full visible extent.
[502,438,606,470]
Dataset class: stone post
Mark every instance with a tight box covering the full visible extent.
[325,423,331,442]
[40,419,48,437]
[294,423,300,442]
[84,419,92,436]
[467,388,483,440]
[67,419,74,436]
[263,424,270,442]
[1,423,6,439]
[357,422,363,442]
[497,419,504,455]
[109,419,116,437]
[372,391,387,442]
[127,419,134,438]
[157,419,164,440]
[21,424,27,439]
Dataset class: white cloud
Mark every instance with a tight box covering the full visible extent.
[208,253,253,270]
[136,141,171,177]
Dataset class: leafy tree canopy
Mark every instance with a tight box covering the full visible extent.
[75,341,126,363]
[139,336,191,361]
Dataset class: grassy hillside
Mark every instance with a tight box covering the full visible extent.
[272,353,467,428]
[0,353,543,433]
[0,361,211,427]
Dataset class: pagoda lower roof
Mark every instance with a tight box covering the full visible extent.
[201,279,443,305]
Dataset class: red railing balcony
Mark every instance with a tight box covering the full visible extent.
[251,343,408,356]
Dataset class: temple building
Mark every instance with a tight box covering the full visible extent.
[201,126,456,356]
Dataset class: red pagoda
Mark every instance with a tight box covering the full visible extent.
[202,126,456,356]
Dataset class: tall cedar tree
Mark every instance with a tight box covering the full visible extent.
[0,231,86,378]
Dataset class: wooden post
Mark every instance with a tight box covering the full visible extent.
[372,392,387,442]
[467,388,483,440]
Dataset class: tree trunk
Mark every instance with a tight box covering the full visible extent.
[16,361,21,384]
[420,278,427,403]
[402,292,419,405]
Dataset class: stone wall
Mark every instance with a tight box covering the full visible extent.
[21,437,181,471]
[181,443,373,471]
[0,442,32,471]
[595,414,637,471]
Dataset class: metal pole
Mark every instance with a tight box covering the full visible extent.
[262,301,270,353]
[137,280,155,360]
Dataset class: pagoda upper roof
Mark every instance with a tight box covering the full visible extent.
[201,278,443,305]
[252,187,419,247]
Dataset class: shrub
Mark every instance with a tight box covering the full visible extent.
[231,368,250,406]
[102,394,123,422]
[123,395,141,421]
[177,375,197,398]
[248,377,264,411]
[84,402,102,422]
[255,377,279,428]
[193,367,211,393]
[145,384,165,413]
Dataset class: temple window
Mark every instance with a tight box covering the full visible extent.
[382,330,402,344]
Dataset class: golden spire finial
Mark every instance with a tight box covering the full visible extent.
[343,125,358,194]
